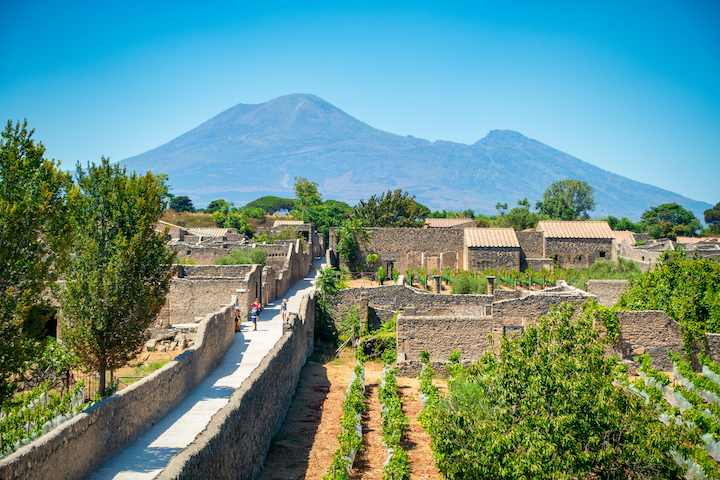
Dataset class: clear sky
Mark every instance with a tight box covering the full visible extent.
[2,1,719,205]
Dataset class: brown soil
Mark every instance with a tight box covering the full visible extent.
[349,362,385,480]
[258,348,443,479]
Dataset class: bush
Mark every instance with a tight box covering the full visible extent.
[214,248,267,266]
[451,275,487,294]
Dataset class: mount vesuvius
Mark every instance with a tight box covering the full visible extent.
[121,94,711,220]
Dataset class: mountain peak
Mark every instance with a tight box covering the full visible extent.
[475,130,530,147]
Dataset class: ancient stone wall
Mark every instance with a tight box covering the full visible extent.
[332,227,465,273]
[0,305,236,480]
[516,230,544,262]
[545,238,613,269]
[167,265,262,322]
[525,258,554,271]
[170,243,288,267]
[158,292,316,480]
[397,315,494,363]
[586,279,628,307]
[465,247,520,271]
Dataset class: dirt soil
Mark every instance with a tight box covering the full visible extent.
[257,348,443,479]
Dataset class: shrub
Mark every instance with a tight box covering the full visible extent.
[451,275,487,294]
[214,248,267,266]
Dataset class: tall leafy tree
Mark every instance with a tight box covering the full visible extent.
[291,177,351,234]
[169,195,195,213]
[353,189,427,227]
[493,198,544,230]
[0,120,75,403]
[537,179,596,219]
[60,158,176,396]
[421,303,689,479]
[704,201,720,235]
[640,203,701,240]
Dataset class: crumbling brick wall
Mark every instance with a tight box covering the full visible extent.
[586,279,628,307]
[465,247,520,271]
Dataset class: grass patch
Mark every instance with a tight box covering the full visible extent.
[215,248,267,266]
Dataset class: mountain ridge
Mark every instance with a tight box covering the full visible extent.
[122,94,711,220]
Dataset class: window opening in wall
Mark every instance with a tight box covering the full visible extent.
[642,256,645,261]
[503,325,524,337]
[599,251,606,258]
[577,256,583,262]
[186,251,191,255]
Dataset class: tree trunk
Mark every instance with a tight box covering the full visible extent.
[98,366,106,398]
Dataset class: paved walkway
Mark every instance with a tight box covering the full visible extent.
[86,258,325,480]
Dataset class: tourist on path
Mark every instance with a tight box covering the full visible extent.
[234,305,241,332]
[250,305,258,331]
[281,299,287,322]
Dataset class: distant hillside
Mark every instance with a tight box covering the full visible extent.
[122,94,711,220]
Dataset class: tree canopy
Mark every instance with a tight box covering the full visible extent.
[245,196,296,214]
[169,195,195,213]
[421,303,688,479]
[353,189,427,227]
[493,198,544,230]
[0,120,76,403]
[704,201,720,235]
[640,203,701,240]
[537,179,596,220]
[291,177,351,234]
[60,158,175,395]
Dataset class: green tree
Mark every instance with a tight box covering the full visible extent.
[169,195,195,213]
[335,218,371,269]
[353,189,427,227]
[153,174,174,203]
[538,179,596,219]
[641,203,701,240]
[245,196,296,215]
[291,178,351,235]
[493,199,543,230]
[535,195,574,220]
[0,120,76,403]
[703,201,720,235]
[60,158,176,396]
[205,199,229,214]
[421,303,689,479]
[606,215,644,233]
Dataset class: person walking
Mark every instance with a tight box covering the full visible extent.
[252,298,262,314]
[250,305,258,331]
[281,299,288,322]
[234,305,241,332]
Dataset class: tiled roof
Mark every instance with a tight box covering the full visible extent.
[612,230,635,244]
[536,221,613,239]
[273,220,305,227]
[183,227,229,237]
[677,236,720,244]
[465,228,520,248]
[425,218,475,228]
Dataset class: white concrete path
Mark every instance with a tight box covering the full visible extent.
[85,258,325,480]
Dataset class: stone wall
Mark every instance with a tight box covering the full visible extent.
[0,305,236,480]
[465,247,520,271]
[545,238,613,269]
[525,258,554,271]
[491,288,593,327]
[397,315,494,363]
[157,292,316,480]
[586,279,628,307]
[170,243,289,268]
[328,285,494,324]
[166,265,262,322]
[332,227,465,273]
[517,230,544,269]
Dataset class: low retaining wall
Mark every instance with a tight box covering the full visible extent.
[587,279,628,307]
[158,292,316,480]
[0,305,236,480]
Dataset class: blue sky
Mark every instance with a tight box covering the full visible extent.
[2,1,719,205]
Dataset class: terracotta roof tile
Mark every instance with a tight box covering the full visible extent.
[424,218,475,228]
[536,221,613,239]
[183,227,230,237]
[465,228,520,248]
[612,230,635,243]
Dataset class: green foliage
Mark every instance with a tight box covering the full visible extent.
[244,196,295,214]
[583,299,620,342]
[606,215,644,233]
[451,275,488,294]
[377,266,387,285]
[705,201,720,235]
[360,314,397,360]
[339,307,361,340]
[271,226,305,243]
[618,250,720,354]
[169,195,195,213]
[669,351,720,398]
[292,177,351,235]
[641,202,701,240]
[492,198,544,230]
[60,157,176,396]
[378,366,410,480]
[538,178,596,219]
[178,258,197,265]
[391,267,400,282]
[204,199,228,214]
[427,209,475,219]
[335,218,370,269]
[324,362,365,480]
[317,267,346,298]
[214,248,267,266]
[405,268,415,285]
[420,303,688,479]
[353,189,427,227]
[153,174,173,203]
[0,120,76,404]
[0,380,89,456]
